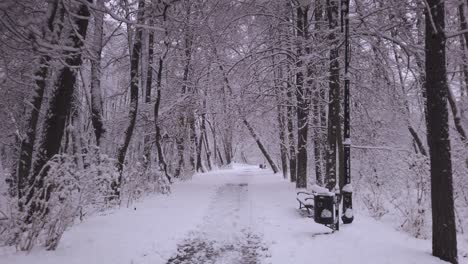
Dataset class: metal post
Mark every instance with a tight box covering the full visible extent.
[342,0,354,224]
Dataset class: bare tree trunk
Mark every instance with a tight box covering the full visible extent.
[143,12,155,169]
[15,0,61,202]
[243,119,279,173]
[90,0,106,147]
[201,84,212,170]
[459,2,468,95]
[286,80,297,182]
[153,2,171,182]
[176,5,194,176]
[154,57,171,182]
[425,1,458,262]
[25,0,91,222]
[196,131,205,172]
[208,119,224,167]
[277,97,288,178]
[274,63,288,178]
[447,86,467,142]
[325,0,340,191]
[295,4,310,189]
[114,0,145,195]
[312,0,325,186]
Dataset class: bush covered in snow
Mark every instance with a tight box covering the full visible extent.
[0,150,171,251]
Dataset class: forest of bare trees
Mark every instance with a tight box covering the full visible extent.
[0,0,467,263]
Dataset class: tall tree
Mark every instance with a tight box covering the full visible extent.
[154,0,171,182]
[424,0,458,262]
[90,0,106,147]
[114,0,145,196]
[25,0,92,222]
[15,0,61,203]
[312,0,325,186]
[325,0,340,191]
[295,2,310,189]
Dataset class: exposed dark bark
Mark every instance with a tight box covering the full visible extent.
[202,128,212,170]
[143,13,156,169]
[325,0,340,191]
[201,87,212,171]
[295,4,310,189]
[114,0,145,195]
[274,63,288,178]
[208,119,224,167]
[26,0,91,222]
[196,131,205,172]
[425,1,458,262]
[90,0,106,147]
[243,119,279,173]
[408,126,428,156]
[223,136,233,165]
[189,114,198,171]
[277,100,288,178]
[154,57,171,183]
[286,80,297,182]
[312,0,325,186]
[214,49,234,166]
[447,84,467,142]
[16,0,60,202]
[176,5,194,176]
[153,1,171,182]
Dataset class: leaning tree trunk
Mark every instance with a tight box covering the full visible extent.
[15,0,61,203]
[295,4,310,189]
[90,0,106,147]
[325,0,340,191]
[424,1,458,263]
[25,0,91,223]
[243,119,279,173]
[447,85,467,142]
[114,0,145,196]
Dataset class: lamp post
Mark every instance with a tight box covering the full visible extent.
[341,0,354,224]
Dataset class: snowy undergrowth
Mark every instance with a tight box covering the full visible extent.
[0,152,171,251]
[352,149,468,259]
[0,165,233,264]
[1,164,463,264]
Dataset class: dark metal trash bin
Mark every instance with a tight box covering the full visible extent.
[314,194,336,225]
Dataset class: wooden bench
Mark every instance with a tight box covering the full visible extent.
[296,185,335,216]
[296,191,315,216]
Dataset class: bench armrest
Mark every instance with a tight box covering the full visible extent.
[297,191,314,196]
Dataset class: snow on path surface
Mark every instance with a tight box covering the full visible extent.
[1,164,458,264]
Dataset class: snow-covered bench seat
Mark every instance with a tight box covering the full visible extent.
[296,191,315,215]
[296,185,335,216]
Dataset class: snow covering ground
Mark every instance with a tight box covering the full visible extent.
[1,164,463,264]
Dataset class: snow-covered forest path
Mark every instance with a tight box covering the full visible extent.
[166,178,268,264]
[2,164,455,264]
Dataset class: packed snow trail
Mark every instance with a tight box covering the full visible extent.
[1,164,459,264]
[166,182,269,264]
